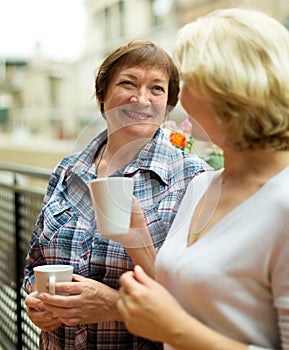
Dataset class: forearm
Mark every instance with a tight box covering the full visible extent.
[121,221,157,277]
[167,311,248,350]
[126,244,156,278]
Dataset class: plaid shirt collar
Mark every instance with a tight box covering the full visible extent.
[69,128,171,185]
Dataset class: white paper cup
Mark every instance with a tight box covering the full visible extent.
[33,265,73,295]
[89,177,134,236]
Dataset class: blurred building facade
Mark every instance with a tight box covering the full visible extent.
[1,0,289,144]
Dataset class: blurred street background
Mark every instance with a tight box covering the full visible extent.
[1,0,289,169]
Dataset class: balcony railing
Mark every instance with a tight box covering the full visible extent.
[0,162,51,350]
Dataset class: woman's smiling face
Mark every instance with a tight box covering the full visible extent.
[102,65,169,139]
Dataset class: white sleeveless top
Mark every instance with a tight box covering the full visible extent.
[156,167,289,350]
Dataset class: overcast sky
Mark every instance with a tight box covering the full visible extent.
[0,0,86,61]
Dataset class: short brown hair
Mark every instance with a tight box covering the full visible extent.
[95,39,180,116]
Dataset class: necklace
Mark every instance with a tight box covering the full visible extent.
[95,143,106,175]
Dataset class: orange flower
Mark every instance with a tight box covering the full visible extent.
[169,131,187,148]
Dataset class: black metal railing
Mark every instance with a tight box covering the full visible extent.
[0,162,51,350]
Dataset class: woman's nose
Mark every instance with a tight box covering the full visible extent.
[130,89,150,103]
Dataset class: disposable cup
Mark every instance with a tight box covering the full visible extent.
[89,177,134,236]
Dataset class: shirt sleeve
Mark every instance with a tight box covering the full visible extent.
[22,164,63,293]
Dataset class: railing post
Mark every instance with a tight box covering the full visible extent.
[14,175,23,349]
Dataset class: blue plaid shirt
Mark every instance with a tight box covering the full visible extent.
[23,128,207,350]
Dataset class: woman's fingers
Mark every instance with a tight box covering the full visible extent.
[119,266,155,297]
[119,271,136,293]
[133,265,154,286]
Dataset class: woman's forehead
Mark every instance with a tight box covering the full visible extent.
[113,64,169,79]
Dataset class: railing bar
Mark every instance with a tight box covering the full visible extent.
[0,183,46,197]
[0,162,51,179]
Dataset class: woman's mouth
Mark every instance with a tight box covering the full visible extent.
[123,109,152,120]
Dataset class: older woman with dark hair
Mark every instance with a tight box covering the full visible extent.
[23,39,206,350]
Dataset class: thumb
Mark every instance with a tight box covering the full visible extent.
[130,197,146,229]
[133,265,155,287]
[72,274,86,282]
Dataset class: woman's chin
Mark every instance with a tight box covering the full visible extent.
[122,123,159,139]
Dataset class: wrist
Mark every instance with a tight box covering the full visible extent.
[103,287,124,322]
[123,227,153,249]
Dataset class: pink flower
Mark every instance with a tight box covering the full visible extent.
[181,118,192,134]
[162,120,177,130]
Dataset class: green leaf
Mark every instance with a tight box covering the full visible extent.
[204,153,224,170]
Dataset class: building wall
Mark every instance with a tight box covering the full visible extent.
[74,0,289,135]
[1,0,289,144]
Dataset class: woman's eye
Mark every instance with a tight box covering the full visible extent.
[152,86,165,94]
[119,80,135,87]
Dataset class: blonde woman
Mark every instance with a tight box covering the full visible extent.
[116,8,289,350]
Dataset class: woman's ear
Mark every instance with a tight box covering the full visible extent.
[97,96,103,103]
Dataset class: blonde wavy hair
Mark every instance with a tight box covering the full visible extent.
[174,8,289,150]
